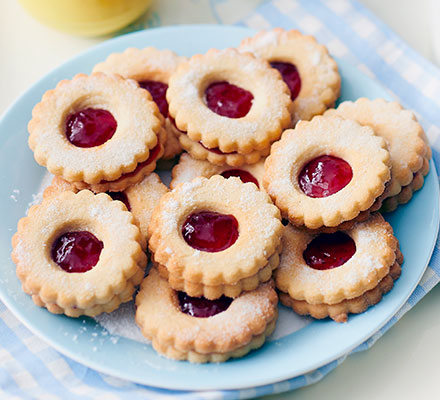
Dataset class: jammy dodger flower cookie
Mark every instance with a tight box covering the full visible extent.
[93,47,186,160]
[276,214,402,322]
[148,175,284,299]
[135,268,278,363]
[239,28,341,124]
[11,190,147,317]
[166,48,292,166]
[324,98,431,212]
[263,115,391,232]
[28,72,164,192]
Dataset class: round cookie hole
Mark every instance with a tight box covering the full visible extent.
[220,169,259,187]
[204,81,254,118]
[303,231,356,270]
[65,108,117,148]
[177,291,233,318]
[138,80,169,117]
[270,61,301,101]
[51,231,104,273]
[298,155,353,198]
[181,211,239,252]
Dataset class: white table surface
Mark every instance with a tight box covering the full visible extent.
[1,1,438,399]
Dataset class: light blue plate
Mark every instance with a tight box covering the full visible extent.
[0,25,438,391]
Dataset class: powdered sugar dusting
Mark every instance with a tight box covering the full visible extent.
[94,301,149,343]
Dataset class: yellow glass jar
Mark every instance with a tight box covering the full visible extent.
[18,0,152,37]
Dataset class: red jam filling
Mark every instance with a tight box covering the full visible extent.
[138,80,169,117]
[106,191,131,211]
[220,169,259,187]
[51,231,103,273]
[98,142,161,184]
[270,62,301,101]
[65,108,117,148]
[205,81,254,118]
[298,155,353,198]
[177,292,233,318]
[303,232,356,270]
[182,211,239,252]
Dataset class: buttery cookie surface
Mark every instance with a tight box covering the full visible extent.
[28,72,163,186]
[324,98,431,211]
[148,175,283,299]
[263,115,391,231]
[93,47,186,159]
[239,28,340,124]
[11,190,147,317]
[276,214,402,322]
[135,268,278,363]
[167,48,292,164]
[170,152,265,190]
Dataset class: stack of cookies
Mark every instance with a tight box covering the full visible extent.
[11,28,432,363]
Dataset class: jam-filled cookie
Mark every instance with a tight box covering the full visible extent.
[28,72,164,192]
[44,173,168,242]
[263,116,391,232]
[324,98,431,212]
[170,152,264,190]
[11,190,147,317]
[167,48,292,166]
[93,47,186,160]
[135,268,278,362]
[148,176,284,299]
[276,214,402,322]
[239,28,340,124]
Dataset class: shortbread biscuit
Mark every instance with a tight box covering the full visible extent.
[324,98,431,211]
[281,257,402,323]
[239,28,340,124]
[93,47,186,159]
[11,190,147,317]
[28,72,163,185]
[263,116,391,230]
[155,244,281,299]
[148,176,283,299]
[276,214,401,321]
[124,173,168,241]
[167,48,292,156]
[176,131,270,166]
[170,152,265,189]
[71,127,166,193]
[135,268,278,363]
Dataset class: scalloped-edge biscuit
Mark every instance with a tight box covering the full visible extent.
[135,268,278,363]
[148,176,284,297]
[170,152,265,190]
[11,190,148,317]
[155,244,282,300]
[239,28,340,124]
[280,257,402,323]
[176,131,270,167]
[276,213,400,308]
[71,127,166,193]
[28,72,163,184]
[167,48,292,154]
[263,115,391,230]
[324,98,431,208]
[93,47,187,160]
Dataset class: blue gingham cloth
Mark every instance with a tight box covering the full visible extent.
[2,0,440,398]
